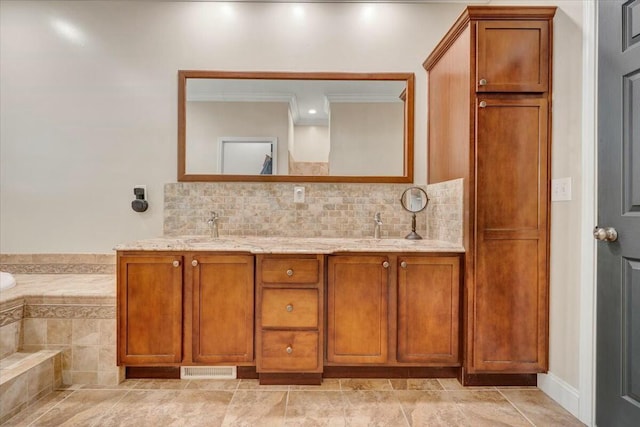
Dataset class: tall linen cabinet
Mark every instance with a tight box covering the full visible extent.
[424,6,556,380]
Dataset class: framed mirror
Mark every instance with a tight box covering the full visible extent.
[178,71,414,183]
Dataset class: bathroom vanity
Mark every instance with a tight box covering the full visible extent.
[117,5,555,387]
[116,238,463,384]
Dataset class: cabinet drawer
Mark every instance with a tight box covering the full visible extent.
[260,331,319,371]
[260,258,319,284]
[261,289,318,328]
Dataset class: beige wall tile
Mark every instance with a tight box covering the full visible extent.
[0,373,28,419]
[72,319,100,346]
[97,371,122,386]
[27,359,54,399]
[0,321,21,358]
[23,318,46,346]
[72,346,98,372]
[98,346,116,372]
[99,319,116,346]
[47,319,72,345]
[71,371,98,385]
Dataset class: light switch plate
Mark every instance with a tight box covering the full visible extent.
[551,177,571,201]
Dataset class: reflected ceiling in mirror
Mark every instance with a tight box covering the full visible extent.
[178,71,414,183]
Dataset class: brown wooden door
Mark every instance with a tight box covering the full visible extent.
[476,20,549,93]
[327,255,389,364]
[192,254,254,364]
[397,256,460,364]
[472,96,549,372]
[118,255,183,365]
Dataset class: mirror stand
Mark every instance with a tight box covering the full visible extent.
[400,186,429,240]
[406,213,422,240]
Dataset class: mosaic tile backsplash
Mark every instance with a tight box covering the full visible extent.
[164,180,463,244]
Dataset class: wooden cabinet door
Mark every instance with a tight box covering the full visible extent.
[473,96,549,372]
[118,255,183,365]
[476,20,549,93]
[397,256,460,364]
[327,255,389,364]
[192,254,254,364]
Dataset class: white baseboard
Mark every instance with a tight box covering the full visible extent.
[538,372,581,419]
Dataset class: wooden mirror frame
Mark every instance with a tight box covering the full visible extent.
[178,70,414,183]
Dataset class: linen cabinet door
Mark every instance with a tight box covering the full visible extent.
[472,97,549,373]
[117,255,183,365]
[192,254,254,364]
[327,255,389,364]
[397,256,461,364]
[476,20,550,93]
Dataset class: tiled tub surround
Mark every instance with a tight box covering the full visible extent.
[164,181,463,243]
[0,274,120,403]
[0,350,63,424]
[0,254,116,275]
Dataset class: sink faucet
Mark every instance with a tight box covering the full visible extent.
[374,212,383,239]
[207,211,219,238]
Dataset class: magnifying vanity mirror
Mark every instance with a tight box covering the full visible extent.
[178,71,414,183]
[400,187,429,240]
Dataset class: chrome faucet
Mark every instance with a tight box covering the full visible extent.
[207,211,219,238]
[374,212,383,239]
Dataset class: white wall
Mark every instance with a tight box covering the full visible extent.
[329,102,403,176]
[186,101,289,174]
[0,0,464,253]
[0,0,587,405]
[291,125,330,162]
[486,0,586,405]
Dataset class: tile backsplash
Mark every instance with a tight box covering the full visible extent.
[164,180,463,244]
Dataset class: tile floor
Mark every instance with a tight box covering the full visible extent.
[3,378,585,427]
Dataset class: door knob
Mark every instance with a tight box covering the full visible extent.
[382,261,390,268]
[479,78,488,86]
[593,226,618,242]
[191,260,198,267]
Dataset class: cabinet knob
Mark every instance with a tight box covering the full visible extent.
[479,78,487,86]
[286,269,294,277]
[191,260,198,267]
[382,261,390,268]
[479,101,487,108]
[400,261,407,268]
[286,346,293,354]
[172,260,180,267]
[286,304,294,312]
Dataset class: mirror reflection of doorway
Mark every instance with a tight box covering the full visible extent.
[218,137,277,175]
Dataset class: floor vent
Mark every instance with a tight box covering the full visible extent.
[180,366,237,380]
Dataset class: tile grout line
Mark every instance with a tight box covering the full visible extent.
[497,389,537,427]
[24,387,79,427]
[88,388,134,427]
[283,388,290,427]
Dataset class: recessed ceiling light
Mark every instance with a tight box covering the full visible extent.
[308,109,317,114]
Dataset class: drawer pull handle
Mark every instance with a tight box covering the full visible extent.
[286,346,293,354]
[286,269,294,277]
[191,260,198,267]
[382,261,390,268]
[400,261,407,268]
[286,304,294,312]
[172,260,180,267]
[479,101,487,108]
[479,78,487,86]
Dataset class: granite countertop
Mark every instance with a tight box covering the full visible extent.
[114,236,465,254]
